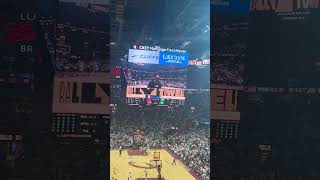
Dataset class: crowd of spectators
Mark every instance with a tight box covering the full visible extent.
[167,129,209,180]
[124,68,187,88]
[212,20,247,86]
[211,61,244,85]
[52,24,108,74]
[40,1,108,74]
[110,105,210,180]
[55,58,107,74]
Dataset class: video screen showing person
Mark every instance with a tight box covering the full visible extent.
[124,49,188,106]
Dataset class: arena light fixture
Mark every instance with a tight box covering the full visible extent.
[182,41,191,47]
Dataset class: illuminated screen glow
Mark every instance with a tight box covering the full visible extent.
[125,49,188,106]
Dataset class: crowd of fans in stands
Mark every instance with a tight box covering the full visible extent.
[124,68,187,88]
[55,58,107,73]
[110,106,210,180]
[45,20,108,74]
[212,61,244,85]
[126,79,186,89]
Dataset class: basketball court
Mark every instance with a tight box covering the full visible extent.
[110,149,198,180]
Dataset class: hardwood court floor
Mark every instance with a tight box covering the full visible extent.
[110,149,196,180]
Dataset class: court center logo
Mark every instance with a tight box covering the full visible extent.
[251,0,320,12]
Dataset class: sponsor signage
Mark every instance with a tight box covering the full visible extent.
[128,49,159,64]
[133,45,187,54]
[52,77,109,114]
[130,46,189,66]
[2,11,37,57]
[126,85,185,100]
[6,23,35,42]
[259,144,272,151]
[211,0,250,14]
[212,88,238,112]
[0,134,23,141]
[159,51,189,67]
[20,12,37,21]
[189,59,210,66]
[3,31,33,54]
[251,0,320,12]
[211,87,240,120]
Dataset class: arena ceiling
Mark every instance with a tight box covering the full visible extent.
[114,0,210,59]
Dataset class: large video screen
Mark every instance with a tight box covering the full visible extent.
[124,49,189,106]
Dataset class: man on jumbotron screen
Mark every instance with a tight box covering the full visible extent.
[148,74,162,89]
